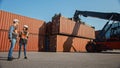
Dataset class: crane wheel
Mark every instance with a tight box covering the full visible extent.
[86,44,95,52]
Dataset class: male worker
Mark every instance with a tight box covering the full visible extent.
[8,19,19,61]
[18,25,29,59]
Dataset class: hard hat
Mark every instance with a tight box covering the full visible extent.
[24,25,28,28]
[13,19,19,23]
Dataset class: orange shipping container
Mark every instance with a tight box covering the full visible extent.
[0,10,46,35]
[0,30,45,52]
[49,35,90,52]
[51,15,95,39]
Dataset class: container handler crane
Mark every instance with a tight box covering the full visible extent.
[73,10,120,52]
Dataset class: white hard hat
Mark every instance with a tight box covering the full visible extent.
[24,25,28,28]
[13,19,19,23]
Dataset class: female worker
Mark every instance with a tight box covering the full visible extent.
[18,25,29,59]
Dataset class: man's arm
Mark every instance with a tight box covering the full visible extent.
[8,26,14,41]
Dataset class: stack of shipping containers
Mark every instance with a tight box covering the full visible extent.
[0,10,46,52]
[46,14,95,52]
[0,10,95,52]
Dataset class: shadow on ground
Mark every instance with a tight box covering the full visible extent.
[0,56,18,61]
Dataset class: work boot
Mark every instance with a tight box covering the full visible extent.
[7,57,13,61]
[24,57,27,59]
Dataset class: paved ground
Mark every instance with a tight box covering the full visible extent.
[0,51,120,68]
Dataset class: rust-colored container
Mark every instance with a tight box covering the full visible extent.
[51,15,95,39]
[46,22,52,35]
[0,30,45,52]
[49,35,90,52]
[0,10,46,35]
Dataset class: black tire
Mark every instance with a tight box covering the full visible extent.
[86,44,95,52]
[95,44,102,52]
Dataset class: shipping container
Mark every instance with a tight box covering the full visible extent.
[51,14,95,39]
[49,35,90,52]
[0,10,46,35]
[0,30,45,52]
[46,22,52,35]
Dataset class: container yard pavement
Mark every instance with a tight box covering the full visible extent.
[0,51,120,68]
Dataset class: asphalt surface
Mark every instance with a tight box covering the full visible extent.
[0,51,120,68]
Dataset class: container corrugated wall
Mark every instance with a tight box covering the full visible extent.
[0,10,46,35]
[0,10,46,52]
[49,35,90,52]
[52,15,95,39]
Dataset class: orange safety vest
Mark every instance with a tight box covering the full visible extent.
[20,31,29,39]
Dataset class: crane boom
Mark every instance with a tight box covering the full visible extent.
[73,10,120,22]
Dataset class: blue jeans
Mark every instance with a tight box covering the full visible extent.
[8,39,16,58]
[18,43,27,58]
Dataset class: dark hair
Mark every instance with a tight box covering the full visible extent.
[23,27,28,31]
[13,21,18,24]
[13,21,16,24]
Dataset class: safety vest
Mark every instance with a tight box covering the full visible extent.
[20,31,29,39]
